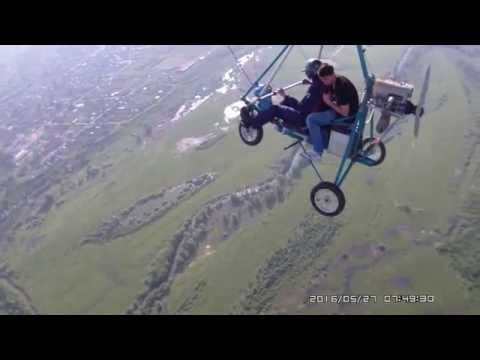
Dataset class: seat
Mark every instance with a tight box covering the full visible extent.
[326,115,357,157]
[330,115,356,135]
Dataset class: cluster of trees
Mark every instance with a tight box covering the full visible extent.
[221,179,290,230]
[230,193,243,207]
[0,269,33,315]
[129,174,295,314]
[0,289,31,315]
[236,217,338,314]
[264,191,277,210]
[129,206,213,314]
[83,187,182,245]
[175,280,207,314]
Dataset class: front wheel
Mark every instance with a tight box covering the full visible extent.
[239,123,263,146]
[361,138,386,166]
[310,182,346,217]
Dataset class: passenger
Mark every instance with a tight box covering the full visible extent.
[303,63,359,160]
[240,58,326,130]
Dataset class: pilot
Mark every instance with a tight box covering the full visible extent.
[303,63,359,161]
[240,58,327,130]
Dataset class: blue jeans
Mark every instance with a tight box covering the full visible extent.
[306,110,337,155]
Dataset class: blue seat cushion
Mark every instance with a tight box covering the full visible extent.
[331,114,356,135]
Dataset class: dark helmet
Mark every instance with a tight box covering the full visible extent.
[303,58,322,80]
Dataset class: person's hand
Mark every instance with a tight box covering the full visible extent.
[275,88,286,97]
[302,78,312,85]
[323,92,332,106]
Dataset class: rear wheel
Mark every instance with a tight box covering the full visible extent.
[239,123,263,146]
[310,182,346,217]
[361,138,386,166]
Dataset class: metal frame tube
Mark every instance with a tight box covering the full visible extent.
[259,45,294,97]
[241,45,291,102]
[369,110,375,139]
[299,142,323,182]
[357,45,371,85]
[257,80,305,101]
[334,45,373,186]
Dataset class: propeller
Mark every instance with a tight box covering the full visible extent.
[414,65,431,138]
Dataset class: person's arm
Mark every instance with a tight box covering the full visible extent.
[273,88,299,109]
[282,95,300,109]
[323,92,350,117]
[298,84,322,114]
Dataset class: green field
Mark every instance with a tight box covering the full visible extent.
[3,45,480,314]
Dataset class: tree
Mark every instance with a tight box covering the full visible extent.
[277,175,287,187]
[265,191,277,210]
[173,233,184,246]
[222,214,230,229]
[230,194,243,207]
[205,205,214,216]
[196,229,208,242]
[231,214,239,229]
[254,198,263,212]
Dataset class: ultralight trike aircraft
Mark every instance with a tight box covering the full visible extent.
[231,45,431,217]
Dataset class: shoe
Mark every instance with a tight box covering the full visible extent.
[271,118,284,132]
[301,149,322,162]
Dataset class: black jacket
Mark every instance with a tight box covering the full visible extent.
[282,76,326,119]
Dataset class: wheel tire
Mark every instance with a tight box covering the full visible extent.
[239,123,263,146]
[310,182,346,217]
[362,138,386,166]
